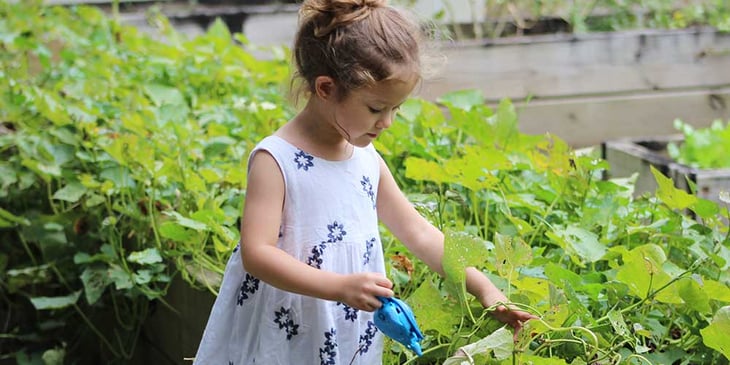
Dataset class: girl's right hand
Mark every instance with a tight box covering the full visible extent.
[338,272,393,312]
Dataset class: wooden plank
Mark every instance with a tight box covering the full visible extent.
[419,28,730,101]
[44,0,168,4]
[511,86,730,147]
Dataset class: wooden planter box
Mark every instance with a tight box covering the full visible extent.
[132,271,220,364]
[602,135,730,205]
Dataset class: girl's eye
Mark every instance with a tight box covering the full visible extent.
[368,106,382,114]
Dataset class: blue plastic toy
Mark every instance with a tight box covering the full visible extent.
[374,296,424,356]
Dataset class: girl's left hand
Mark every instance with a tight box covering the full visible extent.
[490,305,538,341]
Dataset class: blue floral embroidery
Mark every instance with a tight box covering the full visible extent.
[273,307,299,340]
[327,221,346,242]
[361,176,375,209]
[294,150,314,171]
[307,221,347,269]
[336,302,359,321]
[306,243,327,269]
[319,328,337,365]
[237,273,260,305]
[358,321,379,355]
[363,237,375,265]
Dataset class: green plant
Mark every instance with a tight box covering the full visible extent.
[668,119,730,169]
[3,1,730,364]
[377,90,730,364]
[0,1,290,362]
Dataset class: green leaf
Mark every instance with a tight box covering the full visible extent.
[207,17,232,41]
[144,84,186,107]
[158,221,196,242]
[607,309,631,339]
[493,233,532,277]
[443,327,514,364]
[100,166,136,189]
[41,348,65,365]
[164,211,209,231]
[127,248,163,265]
[408,279,459,336]
[437,89,484,111]
[52,182,87,203]
[678,277,712,314]
[108,264,133,290]
[133,269,153,285]
[650,165,697,210]
[30,291,81,310]
[546,225,606,266]
[80,266,110,305]
[615,244,681,303]
[404,157,450,184]
[0,206,30,227]
[443,230,491,311]
[700,306,730,358]
[704,279,730,302]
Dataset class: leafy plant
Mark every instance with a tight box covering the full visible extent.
[3,1,730,365]
[378,90,730,364]
[0,0,290,362]
[668,119,730,169]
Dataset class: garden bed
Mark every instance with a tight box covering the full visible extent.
[602,134,730,205]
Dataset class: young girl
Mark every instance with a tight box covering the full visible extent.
[193,0,534,363]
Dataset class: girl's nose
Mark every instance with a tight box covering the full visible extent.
[377,112,394,129]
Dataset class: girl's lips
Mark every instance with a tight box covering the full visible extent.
[367,133,378,138]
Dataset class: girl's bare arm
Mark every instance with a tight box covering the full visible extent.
[375,156,509,306]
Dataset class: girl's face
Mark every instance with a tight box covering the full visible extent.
[330,73,418,148]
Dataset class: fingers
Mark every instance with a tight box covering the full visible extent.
[340,272,394,312]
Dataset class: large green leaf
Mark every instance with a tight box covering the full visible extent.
[442,327,514,364]
[700,306,730,359]
[407,279,459,336]
[615,244,681,303]
[443,230,491,311]
[493,233,532,278]
[546,225,606,266]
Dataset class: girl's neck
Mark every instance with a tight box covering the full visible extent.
[278,102,353,161]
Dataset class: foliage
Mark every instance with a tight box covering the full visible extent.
[376,91,730,364]
[0,0,289,362]
[668,119,730,169]
[2,1,730,364]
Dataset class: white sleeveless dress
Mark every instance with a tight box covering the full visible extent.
[193,135,386,365]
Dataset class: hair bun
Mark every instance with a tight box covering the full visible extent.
[300,0,387,37]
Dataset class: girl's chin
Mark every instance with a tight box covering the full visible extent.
[352,140,373,148]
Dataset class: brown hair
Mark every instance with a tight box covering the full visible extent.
[292,0,424,101]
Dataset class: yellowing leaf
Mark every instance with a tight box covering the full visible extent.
[651,165,697,209]
[405,157,449,184]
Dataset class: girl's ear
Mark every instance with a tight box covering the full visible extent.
[314,76,337,101]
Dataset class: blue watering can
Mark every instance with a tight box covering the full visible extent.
[374,296,424,356]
